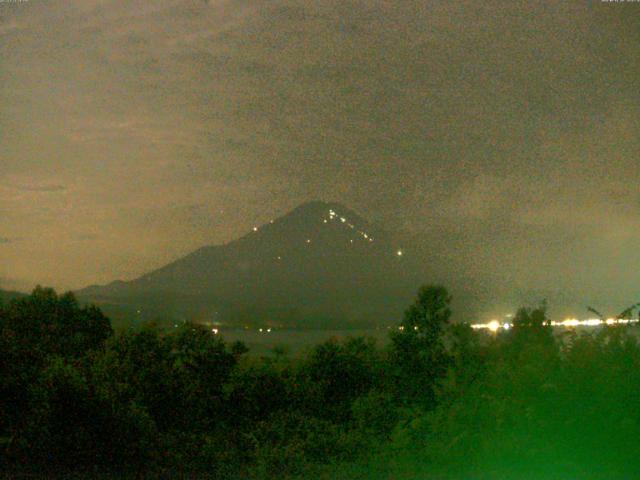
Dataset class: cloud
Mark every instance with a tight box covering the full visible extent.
[0,236,24,245]
[75,234,99,241]
[0,0,637,312]
[5,184,68,193]
[27,185,67,192]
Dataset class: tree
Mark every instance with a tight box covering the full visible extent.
[389,285,452,408]
[91,326,176,432]
[0,287,113,453]
[512,301,549,329]
[2,286,112,358]
[301,336,380,422]
[168,323,237,431]
[508,301,555,349]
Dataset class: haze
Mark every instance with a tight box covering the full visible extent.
[1,0,638,319]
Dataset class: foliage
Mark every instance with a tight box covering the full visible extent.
[388,285,452,408]
[2,285,640,479]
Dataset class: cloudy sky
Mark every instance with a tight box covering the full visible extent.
[1,0,638,318]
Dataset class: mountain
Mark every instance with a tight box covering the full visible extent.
[0,288,26,304]
[77,201,421,328]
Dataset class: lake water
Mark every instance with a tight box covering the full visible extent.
[216,324,640,356]
[216,328,392,355]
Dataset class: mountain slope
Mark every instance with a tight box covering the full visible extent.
[0,288,27,304]
[77,201,419,327]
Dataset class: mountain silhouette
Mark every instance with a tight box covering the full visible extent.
[0,288,26,304]
[77,201,419,328]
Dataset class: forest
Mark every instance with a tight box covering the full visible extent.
[2,286,640,479]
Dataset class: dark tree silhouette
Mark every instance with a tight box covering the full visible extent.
[389,285,452,408]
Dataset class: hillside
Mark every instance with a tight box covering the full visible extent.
[77,201,421,327]
[0,288,26,304]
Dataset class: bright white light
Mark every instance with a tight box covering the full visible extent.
[473,317,639,330]
[253,226,258,232]
[211,328,219,335]
[259,328,263,333]
[340,217,346,223]
[267,328,272,333]
[397,250,403,256]
[563,318,580,327]
[306,239,311,243]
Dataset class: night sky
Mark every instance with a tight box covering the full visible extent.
[1,1,638,319]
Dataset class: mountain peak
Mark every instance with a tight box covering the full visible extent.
[282,200,359,220]
[77,201,413,328]
[245,200,380,247]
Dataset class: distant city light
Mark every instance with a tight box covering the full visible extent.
[471,317,640,331]
[562,318,580,327]
[488,320,500,332]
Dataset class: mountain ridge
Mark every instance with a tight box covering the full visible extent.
[0,288,27,304]
[77,201,419,328]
